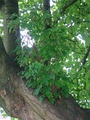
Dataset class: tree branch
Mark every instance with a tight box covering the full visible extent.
[54,0,78,24]
[43,0,52,29]
[1,0,20,60]
[78,44,90,72]
[42,0,52,65]
[61,0,78,14]
[0,37,6,55]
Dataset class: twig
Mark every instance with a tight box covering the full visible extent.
[61,0,78,14]
[78,44,90,72]
[54,0,78,23]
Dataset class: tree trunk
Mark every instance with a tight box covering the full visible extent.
[2,0,20,60]
[0,0,90,120]
[0,51,90,120]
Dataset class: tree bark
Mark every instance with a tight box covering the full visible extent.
[43,0,51,29]
[0,0,90,120]
[1,0,20,60]
[0,52,90,120]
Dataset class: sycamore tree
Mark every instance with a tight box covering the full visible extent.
[0,0,90,120]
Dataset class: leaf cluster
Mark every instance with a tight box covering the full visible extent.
[14,0,90,107]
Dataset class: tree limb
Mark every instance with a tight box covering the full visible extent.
[0,37,6,55]
[61,0,78,14]
[42,0,52,65]
[54,0,78,24]
[1,0,20,60]
[43,0,52,29]
[78,44,90,72]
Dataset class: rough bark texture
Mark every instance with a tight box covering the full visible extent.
[2,0,20,60]
[0,52,90,120]
[0,0,90,120]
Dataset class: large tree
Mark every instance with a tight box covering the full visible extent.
[0,0,90,120]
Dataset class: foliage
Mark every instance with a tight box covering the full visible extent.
[1,0,90,108]
[15,0,90,107]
